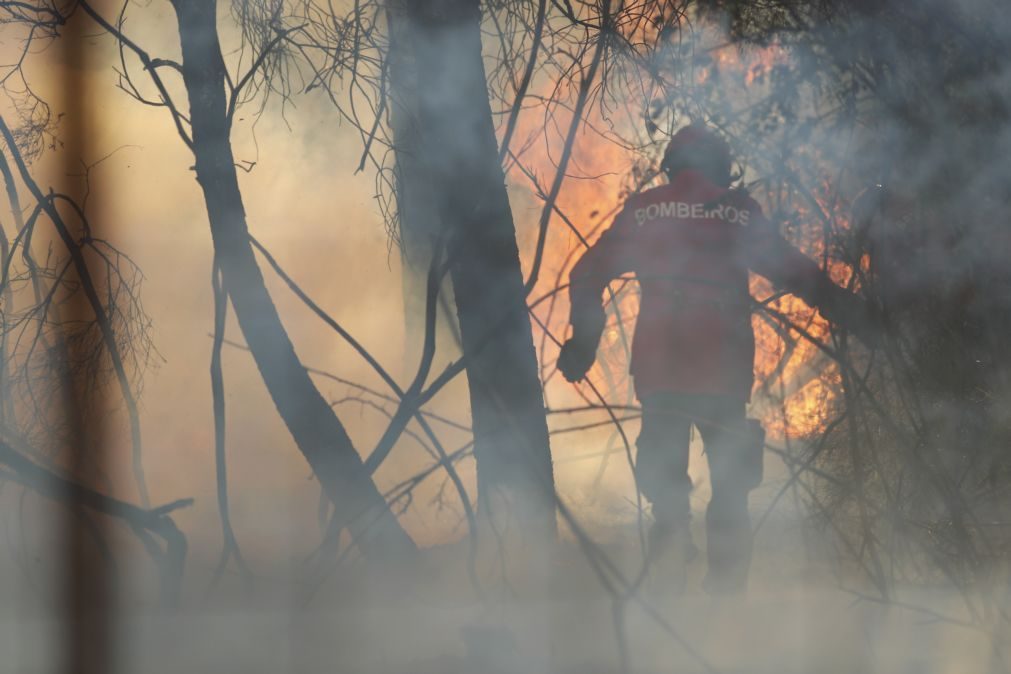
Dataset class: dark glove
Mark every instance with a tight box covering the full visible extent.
[557,337,597,383]
[817,282,883,347]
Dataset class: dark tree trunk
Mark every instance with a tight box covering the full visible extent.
[169,0,415,559]
[390,86,459,366]
[387,0,556,535]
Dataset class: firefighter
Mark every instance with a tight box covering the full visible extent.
[558,124,875,594]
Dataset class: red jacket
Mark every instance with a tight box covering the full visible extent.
[569,170,837,400]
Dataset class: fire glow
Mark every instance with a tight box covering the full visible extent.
[509,33,848,440]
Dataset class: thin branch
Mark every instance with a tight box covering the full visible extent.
[0,114,151,507]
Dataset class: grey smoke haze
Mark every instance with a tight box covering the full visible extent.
[0,0,1009,672]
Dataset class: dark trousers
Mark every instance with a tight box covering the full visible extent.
[635,393,756,588]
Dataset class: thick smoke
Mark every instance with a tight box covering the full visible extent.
[0,1,1009,673]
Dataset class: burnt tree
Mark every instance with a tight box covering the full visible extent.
[76,0,418,560]
[387,0,556,536]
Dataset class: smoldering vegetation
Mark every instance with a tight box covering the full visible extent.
[0,0,1010,672]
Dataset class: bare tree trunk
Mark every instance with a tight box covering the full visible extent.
[169,0,414,559]
[387,0,556,536]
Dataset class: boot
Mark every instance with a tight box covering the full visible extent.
[646,516,698,595]
[702,521,752,596]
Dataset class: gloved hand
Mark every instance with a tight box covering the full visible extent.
[557,337,597,382]
[818,282,883,348]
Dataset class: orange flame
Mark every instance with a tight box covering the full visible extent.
[509,33,850,440]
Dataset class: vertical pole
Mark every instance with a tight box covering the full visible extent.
[60,9,113,674]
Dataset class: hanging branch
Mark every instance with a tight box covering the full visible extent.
[524,0,613,295]
[78,0,193,149]
[0,436,191,606]
[0,114,151,506]
[497,0,548,163]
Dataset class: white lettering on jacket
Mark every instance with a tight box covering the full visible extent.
[634,201,750,226]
